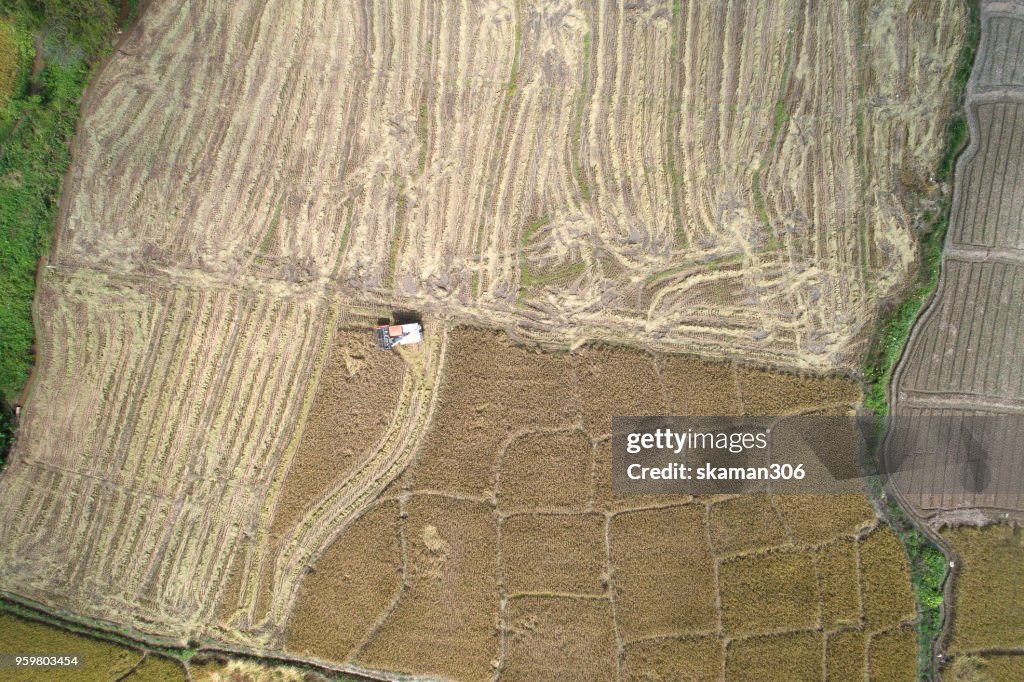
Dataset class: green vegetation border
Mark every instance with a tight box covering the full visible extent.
[860,2,980,680]
[0,0,144,466]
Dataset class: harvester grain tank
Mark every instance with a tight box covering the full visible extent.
[374,322,423,350]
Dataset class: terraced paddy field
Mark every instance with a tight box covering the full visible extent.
[0,611,186,681]
[281,328,919,681]
[890,0,1024,521]
[940,524,1024,679]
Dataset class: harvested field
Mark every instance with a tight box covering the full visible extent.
[724,631,823,681]
[620,636,723,682]
[0,0,970,676]
[285,501,403,664]
[941,524,1024,655]
[502,596,617,682]
[35,0,962,371]
[188,657,333,682]
[891,3,1024,519]
[719,548,819,637]
[0,269,333,640]
[977,13,1024,89]
[500,512,606,596]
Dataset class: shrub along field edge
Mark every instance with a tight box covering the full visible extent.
[860,2,980,680]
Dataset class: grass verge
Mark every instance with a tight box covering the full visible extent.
[0,1,140,466]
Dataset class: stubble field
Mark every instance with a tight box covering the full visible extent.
[890,1,1024,521]
[53,0,965,371]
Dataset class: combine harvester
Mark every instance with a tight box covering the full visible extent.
[374,321,423,350]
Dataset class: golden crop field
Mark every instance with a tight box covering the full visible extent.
[941,525,1024,668]
[278,328,919,680]
[0,612,186,682]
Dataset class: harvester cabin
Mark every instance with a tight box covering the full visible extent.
[374,322,423,350]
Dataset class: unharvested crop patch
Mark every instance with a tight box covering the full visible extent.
[859,527,917,632]
[414,328,579,497]
[708,495,791,556]
[503,596,617,682]
[285,501,403,664]
[620,636,724,682]
[817,537,862,631]
[0,612,183,682]
[941,524,1024,656]
[610,505,718,641]
[869,625,918,682]
[826,629,867,680]
[269,330,406,539]
[719,548,819,637]
[498,429,592,513]
[501,512,606,596]
[282,328,919,679]
[354,495,499,682]
[725,631,823,681]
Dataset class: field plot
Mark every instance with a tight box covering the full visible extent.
[0,268,333,641]
[891,2,1024,521]
[0,612,185,682]
[940,525,1024,662]
[284,328,917,680]
[49,0,965,371]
